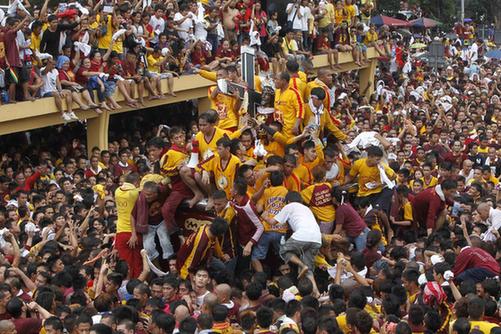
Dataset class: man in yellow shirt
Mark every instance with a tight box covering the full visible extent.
[345,146,396,214]
[252,171,288,272]
[343,0,357,26]
[208,68,242,132]
[197,136,241,208]
[114,173,142,278]
[147,48,176,97]
[213,190,239,275]
[318,0,335,42]
[286,60,307,101]
[180,111,246,208]
[301,166,335,233]
[304,87,347,141]
[468,296,500,334]
[299,139,325,186]
[281,30,300,59]
[274,72,304,137]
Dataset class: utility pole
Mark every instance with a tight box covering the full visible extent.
[461,0,464,23]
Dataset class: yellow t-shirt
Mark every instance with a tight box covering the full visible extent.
[469,321,499,334]
[403,201,413,221]
[301,182,335,222]
[115,183,140,233]
[259,186,288,232]
[274,87,305,137]
[97,15,113,50]
[160,148,188,177]
[147,54,164,73]
[334,8,344,25]
[284,172,302,192]
[294,164,310,187]
[421,176,438,189]
[477,146,489,154]
[349,158,396,197]
[195,127,242,161]
[344,4,356,24]
[200,153,241,197]
[364,30,378,45]
[289,76,307,101]
[318,3,335,28]
[208,86,239,130]
[281,38,298,56]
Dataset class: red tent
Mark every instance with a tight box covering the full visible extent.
[370,15,409,27]
[409,18,441,28]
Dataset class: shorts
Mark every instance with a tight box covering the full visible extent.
[319,221,334,234]
[279,238,321,274]
[251,231,283,260]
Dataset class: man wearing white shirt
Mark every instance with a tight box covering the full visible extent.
[459,159,474,183]
[468,39,480,64]
[174,3,194,45]
[286,0,304,32]
[264,191,321,296]
[149,6,166,47]
[300,0,311,49]
[478,202,501,242]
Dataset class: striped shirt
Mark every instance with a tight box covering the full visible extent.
[177,225,216,279]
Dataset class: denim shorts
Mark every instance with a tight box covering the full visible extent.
[251,231,283,260]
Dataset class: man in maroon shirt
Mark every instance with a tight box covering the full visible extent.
[453,237,500,283]
[411,179,457,236]
[3,16,30,103]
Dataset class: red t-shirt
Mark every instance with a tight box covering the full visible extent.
[13,318,42,334]
[335,203,367,238]
[453,247,500,277]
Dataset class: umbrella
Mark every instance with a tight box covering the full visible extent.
[371,15,409,27]
[396,28,412,37]
[410,42,427,49]
[410,17,441,28]
[445,33,458,40]
[485,49,501,60]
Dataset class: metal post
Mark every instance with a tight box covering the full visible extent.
[241,45,256,116]
[461,0,464,24]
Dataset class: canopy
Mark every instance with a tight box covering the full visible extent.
[410,17,441,28]
[371,15,409,27]
[485,49,501,60]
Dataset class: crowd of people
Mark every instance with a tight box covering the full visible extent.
[0,0,501,334]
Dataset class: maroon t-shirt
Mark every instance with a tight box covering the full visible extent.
[3,29,21,67]
[362,248,382,268]
[12,318,42,334]
[335,203,367,238]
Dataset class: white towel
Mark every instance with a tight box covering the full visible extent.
[74,41,92,56]
[378,163,395,190]
[112,29,127,42]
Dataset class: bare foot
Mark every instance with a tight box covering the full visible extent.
[95,108,103,114]
[101,103,111,111]
[298,266,309,279]
[169,92,177,97]
[113,103,121,109]
[188,192,204,208]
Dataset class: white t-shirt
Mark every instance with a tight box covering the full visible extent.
[286,4,305,31]
[174,12,194,42]
[469,43,478,63]
[41,68,59,96]
[149,15,165,43]
[274,202,322,244]
[301,6,311,32]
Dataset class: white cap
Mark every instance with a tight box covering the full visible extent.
[430,254,445,265]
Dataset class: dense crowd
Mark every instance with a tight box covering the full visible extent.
[0,0,501,334]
